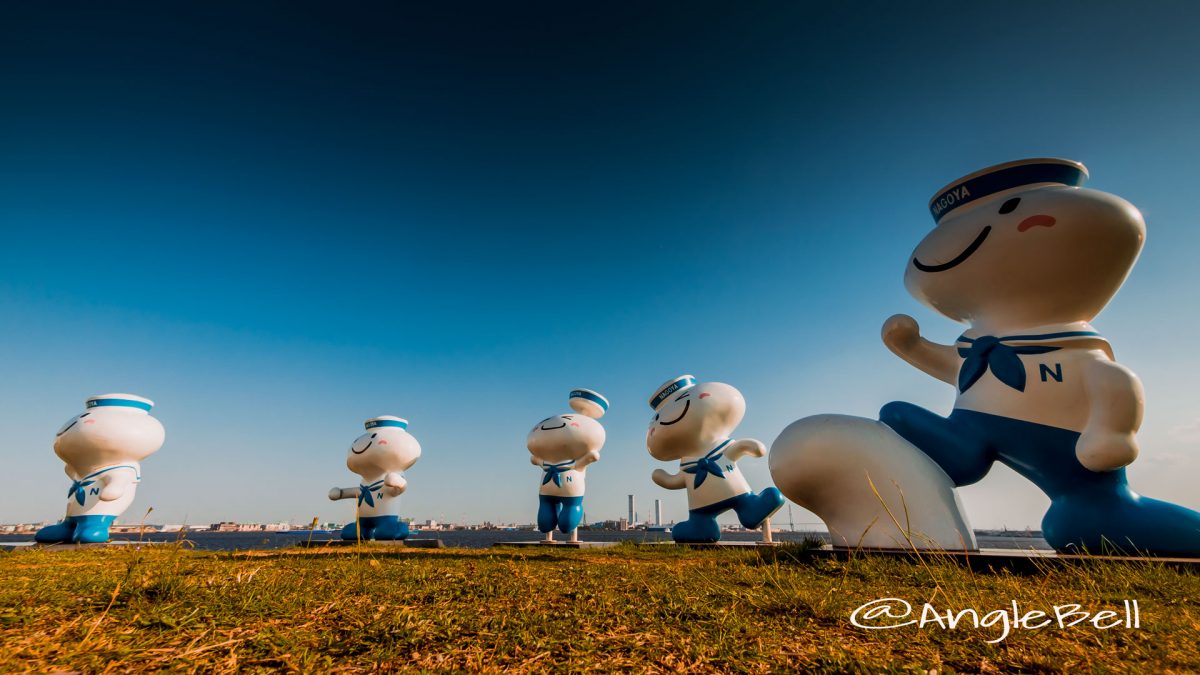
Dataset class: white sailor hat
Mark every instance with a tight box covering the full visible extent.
[648,375,696,411]
[568,388,609,419]
[364,415,408,430]
[85,393,154,412]
[928,158,1088,224]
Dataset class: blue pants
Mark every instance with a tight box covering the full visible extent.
[35,515,117,544]
[881,402,1200,556]
[671,488,785,544]
[340,515,410,541]
[538,495,584,534]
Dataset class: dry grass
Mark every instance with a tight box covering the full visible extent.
[1,542,1198,673]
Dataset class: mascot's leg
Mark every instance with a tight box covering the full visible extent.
[72,515,116,544]
[556,497,584,534]
[537,495,560,534]
[879,402,994,487]
[373,516,410,541]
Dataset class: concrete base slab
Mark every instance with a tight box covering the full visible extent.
[493,540,618,549]
[774,545,1200,573]
[1,540,172,552]
[294,539,445,549]
[645,540,784,548]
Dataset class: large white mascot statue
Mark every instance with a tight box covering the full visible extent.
[527,389,608,543]
[329,416,421,541]
[36,394,165,544]
[771,158,1200,556]
[647,375,783,543]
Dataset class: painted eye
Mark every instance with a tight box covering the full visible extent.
[56,415,83,436]
[371,433,377,438]
[675,392,689,401]
[654,413,660,421]
[998,197,1020,215]
[562,415,574,420]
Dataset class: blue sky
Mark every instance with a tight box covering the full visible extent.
[3,1,1200,529]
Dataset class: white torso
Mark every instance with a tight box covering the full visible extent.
[538,460,586,497]
[680,442,750,509]
[355,473,402,517]
[64,462,142,517]
[952,323,1111,432]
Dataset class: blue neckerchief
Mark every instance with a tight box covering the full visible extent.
[957,330,1102,393]
[541,460,575,487]
[67,465,140,506]
[680,439,734,489]
[358,479,385,507]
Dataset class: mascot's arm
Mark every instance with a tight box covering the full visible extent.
[652,469,687,490]
[575,449,601,470]
[726,439,766,461]
[882,314,959,385]
[383,471,407,496]
[98,469,136,501]
[328,487,357,501]
[1077,358,1144,472]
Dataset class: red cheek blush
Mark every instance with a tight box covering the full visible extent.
[378,440,389,445]
[699,393,712,399]
[1018,214,1056,232]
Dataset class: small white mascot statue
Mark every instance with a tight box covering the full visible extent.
[646,375,783,543]
[36,394,165,544]
[329,416,421,541]
[527,389,608,543]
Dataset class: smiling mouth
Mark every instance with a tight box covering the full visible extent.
[352,441,372,455]
[539,422,567,431]
[912,225,991,273]
[657,400,691,426]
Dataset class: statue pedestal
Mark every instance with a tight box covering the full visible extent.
[493,540,617,549]
[294,538,445,549]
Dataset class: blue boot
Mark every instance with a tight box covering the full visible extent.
[340,521,363,541]
[733,488,785,530]
[671,512,722,543]
[71,515,116,543]
[371,516,410,541]
[35,520,76,544]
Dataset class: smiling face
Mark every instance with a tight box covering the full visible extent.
[645,382,745,461]
[905,186,1145,330]
[54,407,165,474]
[526,414,605,464]
[346,427,421,477]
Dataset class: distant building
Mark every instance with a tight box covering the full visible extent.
[628,495,635,525]
[654,499,663,527]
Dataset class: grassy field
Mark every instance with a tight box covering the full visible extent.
[1,542,1198,673]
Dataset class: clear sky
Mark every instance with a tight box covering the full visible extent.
[3,1,1200,530]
